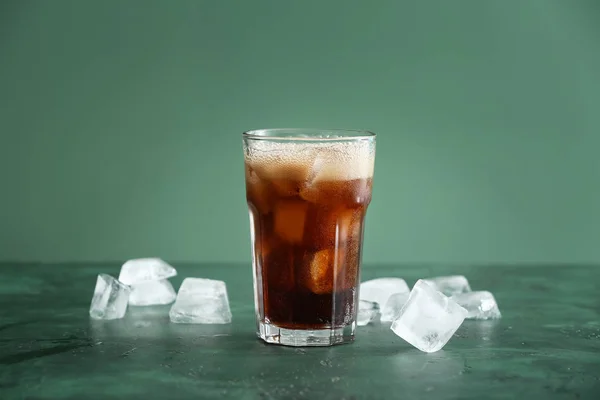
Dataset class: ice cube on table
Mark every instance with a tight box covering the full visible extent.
[423,275,471,296]
[451,291,501,320]
[391,279,468,353]
[129,279,177,306]
[89,274,131,320]
[169,278,232,324]
[381,292,410,322]
[360,278,409,309]
[356,300,380,326]
[118,258,177,285]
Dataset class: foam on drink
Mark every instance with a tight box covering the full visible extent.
[244,140,375,183]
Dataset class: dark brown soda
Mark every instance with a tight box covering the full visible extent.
[246,164,372,329]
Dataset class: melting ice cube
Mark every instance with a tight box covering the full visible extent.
[118,258,177,285]
[423,275,471,296]
[391,280,467,353]
[451,291,501,320]
[356,300,380,326]
[89,274,131,320]
[360,278,409,309]
[169,278,232,324]
[129,279,177,306]
[380,292,410,323]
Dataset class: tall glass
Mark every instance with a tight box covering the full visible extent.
[243,129,376,346]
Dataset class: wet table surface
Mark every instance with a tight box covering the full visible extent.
[1,263,599,399]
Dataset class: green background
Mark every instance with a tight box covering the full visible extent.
[1,0,599,264]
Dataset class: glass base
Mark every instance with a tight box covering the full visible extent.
[258,321,356,347]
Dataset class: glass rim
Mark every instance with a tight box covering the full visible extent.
[243,128,376,142]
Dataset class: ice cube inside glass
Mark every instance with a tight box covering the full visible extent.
[243,129,376,346]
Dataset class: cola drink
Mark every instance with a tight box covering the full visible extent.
[243,129,375,346]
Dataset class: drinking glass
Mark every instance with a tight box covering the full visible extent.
[243,128,376,346]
